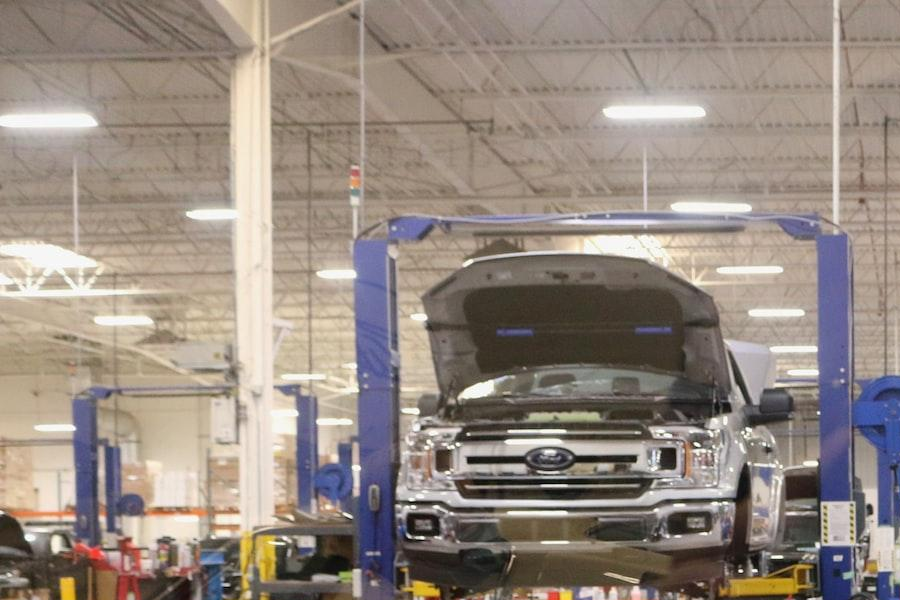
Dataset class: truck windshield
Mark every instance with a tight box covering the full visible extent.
[457,365,714,401]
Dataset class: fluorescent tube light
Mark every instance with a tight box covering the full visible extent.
[0,243,96,269]
[281,373,327,381]
[94,315,154,326]
[716,266,783,275]
[317,417,354,426]
[401,407,420,416]
[0,112,98,128]
[316,269,356,280]
[770,345,817,354]
[34,423,76,432]
[787,368,819,377]
[802,460,819,467]
[341,362,357,370]
[185,208,237,221]
[748,308,806,318]
[670,201,752,214]
[602,105,706,120]
[0,288,144,298]
[271,408,299,418]
[410,313,428,322]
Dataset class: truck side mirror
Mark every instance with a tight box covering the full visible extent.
[416,393,441,417]
[745,388,794,425]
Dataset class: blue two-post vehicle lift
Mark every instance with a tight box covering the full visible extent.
[352,211,861,600]
[72,384,319,545]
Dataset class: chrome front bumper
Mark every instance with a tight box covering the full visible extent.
[398,499,735,551]
[398,500,735,589]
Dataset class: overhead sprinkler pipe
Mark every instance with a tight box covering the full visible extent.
[832,0,841,227]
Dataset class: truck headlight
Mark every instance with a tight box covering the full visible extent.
[653,429,724,489]
[404,429,457,491]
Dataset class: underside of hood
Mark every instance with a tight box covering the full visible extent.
[422,253,730,398]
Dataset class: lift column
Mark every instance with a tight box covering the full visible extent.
[817,233,857,600]
[354,238,399,600]
[295,391,318,514]
[73,391,100,545]
[853,376,900,600]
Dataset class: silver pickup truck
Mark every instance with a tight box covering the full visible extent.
[397,253,791,592]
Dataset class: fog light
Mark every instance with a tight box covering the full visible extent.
[667,512,711,535]
[406,513,441,537]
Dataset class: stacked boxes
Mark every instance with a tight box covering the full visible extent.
[207,457,240,509]
[0,444,36,509]
[121,461,158,503]
[207,450,298,510]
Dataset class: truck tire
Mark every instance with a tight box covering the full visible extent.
[729,469,752,561]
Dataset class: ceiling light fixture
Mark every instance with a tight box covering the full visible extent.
[316,269,356,280]
[0,288,145,298]
[716,266,784,275]
[271,408,299,418]
[316,417,354,426]
[400,407,420,416]
[748,308,806,318]
[0,243,96,269]
[602,105,706,120]
[341,362,357,370]
[670,201,753,214]
[787,368,819,377]
[185,208,238,221]
[281,373,327,382]
[93,315,154,326]
[770,345,818,354]
[0,112,98,129]
[410,313,428,322]
[34,423,76,432]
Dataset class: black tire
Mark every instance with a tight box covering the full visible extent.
[729,470,752,561]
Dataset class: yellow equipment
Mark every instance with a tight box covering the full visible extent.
[719,564,816,598]
[59,577,76,600]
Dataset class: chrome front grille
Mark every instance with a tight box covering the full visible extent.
[449,423,683,500]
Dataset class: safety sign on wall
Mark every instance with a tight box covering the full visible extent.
[821,501,856,546]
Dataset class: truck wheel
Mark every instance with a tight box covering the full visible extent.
[729,471,752,561]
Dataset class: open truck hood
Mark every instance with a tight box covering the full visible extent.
[422,253,730,398]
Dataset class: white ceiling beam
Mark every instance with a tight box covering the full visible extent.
[199,0,259,48]
[444,85,900,102]
[389,39,900,54]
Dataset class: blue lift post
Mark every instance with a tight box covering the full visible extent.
[104,444,122,535]
[73,391,101,544]
[352,212,851,600]
[853,377,900,600]
[338,441,354,508]
[276,384,319,514]
[817,234,856,600]
[354,238,399,600]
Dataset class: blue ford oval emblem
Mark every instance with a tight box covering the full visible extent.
[524,447,576,472]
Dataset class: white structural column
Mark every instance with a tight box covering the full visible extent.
[225,0,275,529]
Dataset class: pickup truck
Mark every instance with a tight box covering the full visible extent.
[396,253,791,592]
